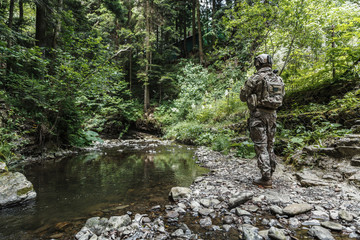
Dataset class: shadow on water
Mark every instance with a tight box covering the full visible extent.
[0,141,208,239]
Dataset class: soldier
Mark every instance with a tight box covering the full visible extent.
[240,54,285,188]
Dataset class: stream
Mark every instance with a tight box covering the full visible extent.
[0,138,208,240]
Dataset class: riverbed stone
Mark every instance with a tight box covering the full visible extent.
[107,215,131,229]
[235,208,252,217]
[270,205,283,215]
[268,227,286,240]
[241,224,262,240]
[200,198,211,207]
[351,155,360,167]
[349,172,360,188]
[329,210,339,220]
[339,210,354,222]
[228,191,254,209]
[171,229,184,237]
[320,221,343,231]
[302,220,321,226]
[0,171,37,207]
[308,226,335,240]
[190,200,201,211]
[296,171,329,187]
[288,218,301,229]
[283,203,313,216]
[199,217,212,228]
[169,187,191,201]
[311,210,329,221]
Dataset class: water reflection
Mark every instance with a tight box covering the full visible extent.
[0,141,207,239]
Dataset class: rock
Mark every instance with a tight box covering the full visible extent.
[190,200,201,211]
[288,218,300,229]
[243,205,259,213]
[223,224,232,232]
[199,217,212,228]
[0,171,37,207]
[223,215,234,224]
[166,211,179,219]
[241,224,262,240]
[169,187,191,201]
[302,220,320,226]
[283,203,313,216]
[200,198,211,208]
[320,221,343,231]
[268,227,286,240]
[295,171,329,187]
[304,146,340,158]
[171,229,184,237]
[107,215,131,229]
[339,210,354,222]
[270,205,283,215]
[349,172,360,188]
[337,146,360,158]
[311,210,329,221]
[308,226,335,240]
[228,191,254,208]
[259,230,270,239]
[55,221,73,231]
[329,210,339,220]
[235,208,252,217]
[351,155,360,167]
[0,162,8,173]
[199,208,213,216]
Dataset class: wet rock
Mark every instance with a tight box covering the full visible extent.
[268,227,286,240]
[235,208,252,217]
[199,217,212,228]
[351,155,360,167]
[55,221,73,231]
[240,224,262,240]
[228,191,254,209]
[339,210,354,222]
[320,221,343,231]
[283,203,313,216]
[169,187,191,201]
[349,232,360,239]
[85,217,108,235]
[270,205,283,215]
[0,171,37,207]
[309,226,335,240]
[259,230,270,240]
[75,227,92,240]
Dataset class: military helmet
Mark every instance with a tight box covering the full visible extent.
[254,54,273,69]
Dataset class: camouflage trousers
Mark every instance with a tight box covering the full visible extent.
[249,108,277,180]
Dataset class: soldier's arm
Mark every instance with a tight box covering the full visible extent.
[240,76,257,102]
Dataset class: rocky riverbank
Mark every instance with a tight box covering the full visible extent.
[74,146,360,240]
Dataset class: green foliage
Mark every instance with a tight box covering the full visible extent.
[232,141,256,159]
[277,120,352,156]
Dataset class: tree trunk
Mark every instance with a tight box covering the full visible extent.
[183,13,187,57]
[19,0,24,26]
[7,0,15,48]
[36,1,47,47]
[197,0,204,65]
[144,0,150,112]
[52,0,63,48]
[192,0,196,50]
[332,25,336,81]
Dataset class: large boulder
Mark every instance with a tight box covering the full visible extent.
[0,171,36,207]
[169,187,191,201]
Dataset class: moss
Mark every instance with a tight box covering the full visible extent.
[0,172,9,177]
[17,186,34,196]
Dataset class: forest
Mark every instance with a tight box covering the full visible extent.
[0,0,359,161]
[1,0,360,239]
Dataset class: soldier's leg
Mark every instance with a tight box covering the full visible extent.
[266,113,277,176]
[249,117,271,180]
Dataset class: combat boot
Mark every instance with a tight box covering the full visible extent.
[253,177,272,188]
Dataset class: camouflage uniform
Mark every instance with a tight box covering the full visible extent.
[240,64,285,181]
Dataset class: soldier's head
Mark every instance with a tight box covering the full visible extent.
[254,54,273,70]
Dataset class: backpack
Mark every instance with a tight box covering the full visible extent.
[257,72,284,110]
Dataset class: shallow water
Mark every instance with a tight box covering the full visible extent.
[0,140,207,239]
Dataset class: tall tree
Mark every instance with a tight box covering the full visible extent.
[35,1,48,47]
[144,0,150,111]
[197,0,204,64]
